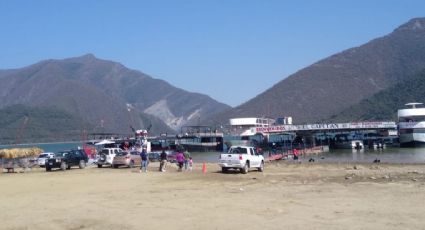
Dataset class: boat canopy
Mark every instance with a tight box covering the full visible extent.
[95,139,116,145]
[405,102,423,108]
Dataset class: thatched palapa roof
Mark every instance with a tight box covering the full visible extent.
[0,148,43,159]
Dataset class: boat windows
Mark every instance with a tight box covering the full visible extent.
[399,129,413,134]
[413,128,425,133]
[399,116,425,122]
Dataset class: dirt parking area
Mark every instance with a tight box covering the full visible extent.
[1,162,425,230]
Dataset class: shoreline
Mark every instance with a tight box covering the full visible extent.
[2,160,425,173]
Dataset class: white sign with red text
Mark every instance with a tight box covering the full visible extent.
[255,121,396,133]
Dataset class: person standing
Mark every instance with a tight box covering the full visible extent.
[188,157,193,172]
[175,150,184,172]
[140,148,148,173]
[183,150,191,171]
[159,150,167,172]
[293,148,299,161]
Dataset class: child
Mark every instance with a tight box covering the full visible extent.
[188,157,193,171]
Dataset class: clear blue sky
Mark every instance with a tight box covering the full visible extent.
[0,0,424,106]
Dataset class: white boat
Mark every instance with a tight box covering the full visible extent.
[176,126,224,152]
[398,103,425,147]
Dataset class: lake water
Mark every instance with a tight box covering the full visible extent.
[1,142,425,164]
[0,142,82,154]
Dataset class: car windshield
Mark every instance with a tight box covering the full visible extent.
[55,152,68,157]
[39,154,49,158]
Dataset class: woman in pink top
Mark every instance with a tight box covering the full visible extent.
[175,151,185,172]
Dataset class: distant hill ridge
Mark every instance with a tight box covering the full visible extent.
[212,17,425,124]
[0,54,231,143]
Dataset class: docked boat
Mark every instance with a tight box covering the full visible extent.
[398,102,425,147]
[330,133,364,150]
[333,140,364,150]
[176,126,224,152]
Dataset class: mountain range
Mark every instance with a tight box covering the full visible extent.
[0,55,230,143]
[212,17,425,124]
[1,17,425,144]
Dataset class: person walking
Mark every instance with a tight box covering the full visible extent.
[175,150,184,172]
[183,150,191,171]
[140,148,148,173]
[159,150,167,172]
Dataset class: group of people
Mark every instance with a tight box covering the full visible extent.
[175,150,193,172]
[138,148,193,173]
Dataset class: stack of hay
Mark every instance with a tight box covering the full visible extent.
[0,147,43,159]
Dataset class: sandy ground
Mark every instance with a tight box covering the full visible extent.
[1,161,425,230]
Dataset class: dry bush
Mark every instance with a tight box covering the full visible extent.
[0,147,43,159]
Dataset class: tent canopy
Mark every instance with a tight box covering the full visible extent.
[94,139,115,146]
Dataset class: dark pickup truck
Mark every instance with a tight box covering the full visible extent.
[46,149,88,171]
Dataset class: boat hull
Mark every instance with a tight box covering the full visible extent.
[399,126,425,147]
[399,132,425,147]
[398,106,425,148]
[399,140,425,147]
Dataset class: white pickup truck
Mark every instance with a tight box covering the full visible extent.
[218,146,264,174]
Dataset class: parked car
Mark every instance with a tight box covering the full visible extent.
[46,149,88,171]
[111,151,141,168]
[37,152,55,167]
[148,152,161,162]
[97,148,122,168]
[218,146,264,174]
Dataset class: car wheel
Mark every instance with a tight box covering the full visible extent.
[46,166,51,172]
[79,160,86,169]
[97,164,102,168]
[258,161,264,172]
[113,164,118,168]
[129,161,135,168]
[221,167,228,173]
[241,162,249,174]
[60,162,67,171]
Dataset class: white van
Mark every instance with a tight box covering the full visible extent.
[97,148,122,168]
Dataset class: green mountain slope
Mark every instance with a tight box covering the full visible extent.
[327,70,425,122]
[0,105,94,144]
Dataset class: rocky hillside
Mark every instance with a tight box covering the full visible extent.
[212,18,425,124]
[0,55,231,138]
